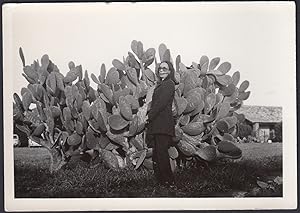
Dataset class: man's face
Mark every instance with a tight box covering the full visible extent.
[158,62,171,79]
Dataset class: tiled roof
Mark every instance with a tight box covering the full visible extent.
[236,105,282,123]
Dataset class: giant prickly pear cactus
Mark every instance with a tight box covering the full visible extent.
[13,41,251,173]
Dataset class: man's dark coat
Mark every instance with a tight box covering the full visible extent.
[147,78,175,137]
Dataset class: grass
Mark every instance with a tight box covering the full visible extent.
[14,142,282,198]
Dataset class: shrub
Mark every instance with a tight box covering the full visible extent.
[274,122,282,142]
[247,135,260,143]
[13,40,251,173]
[14,122,28,147]
[238,123,252,139]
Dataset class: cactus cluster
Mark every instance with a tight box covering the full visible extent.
[13,40,250,172]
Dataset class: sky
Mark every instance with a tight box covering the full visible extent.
[4,2,295,107]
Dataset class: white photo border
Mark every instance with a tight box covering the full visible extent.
[3,1,297,211]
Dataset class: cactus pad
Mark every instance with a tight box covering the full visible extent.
[196,145,217,161]
[108,114,129,131]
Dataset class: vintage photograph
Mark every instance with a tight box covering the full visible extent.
[3,2,296,211]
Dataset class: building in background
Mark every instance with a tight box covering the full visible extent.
[236,105,282,142]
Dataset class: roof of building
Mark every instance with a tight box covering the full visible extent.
[236,105,282,123]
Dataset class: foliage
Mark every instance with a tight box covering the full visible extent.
[274,122,282,142]
[14,122,28,147]
[238,122,253,139]
[247,135,260,143]
[238,135,260,143]
[13,41,251,173]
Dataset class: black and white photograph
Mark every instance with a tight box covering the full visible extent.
[3,1,297,211]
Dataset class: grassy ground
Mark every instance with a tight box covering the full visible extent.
[14,142,282,198]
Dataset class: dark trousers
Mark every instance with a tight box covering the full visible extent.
[152,134,175,185]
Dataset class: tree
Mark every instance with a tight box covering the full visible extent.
[274,122,282,142]
[238,122,253,139]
